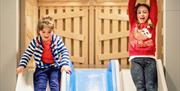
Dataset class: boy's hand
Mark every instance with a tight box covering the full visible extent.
[61,65,71,74]
[16,66,25,74]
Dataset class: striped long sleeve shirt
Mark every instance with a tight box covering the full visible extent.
[19,34,71,68]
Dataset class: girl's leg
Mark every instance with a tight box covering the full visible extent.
[33,68,48,91]
[144,58,157,91]
[131,58,146,91]
[49,68,61,91]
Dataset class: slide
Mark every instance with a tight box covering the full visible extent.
[16,60,167,91]
[61,60,121,91]
[120,59,168,91]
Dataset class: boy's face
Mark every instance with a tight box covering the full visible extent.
[137,6,149,24]
[39,27,53,42]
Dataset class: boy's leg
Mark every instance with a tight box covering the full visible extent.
[144,58,157,91]
[49,68,61,91]
[131,58,146,91]
[33,68,48,91]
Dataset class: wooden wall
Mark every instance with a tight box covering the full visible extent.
[21,0,163,68]
[20,0,38,69]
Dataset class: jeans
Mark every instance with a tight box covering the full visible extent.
[33,67,61,91]
[130,57,157,91]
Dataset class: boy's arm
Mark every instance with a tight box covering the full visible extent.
[57,37,71,66]
[149,0,158,26]
[19,39,36,68]
[128,0,137,25]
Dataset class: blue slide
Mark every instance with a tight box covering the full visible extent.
[16,59,167,91]
[61,60,120,91]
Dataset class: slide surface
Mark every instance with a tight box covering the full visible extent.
[62,60,120,91]
[70,69,114,91]
[16,60,167,91]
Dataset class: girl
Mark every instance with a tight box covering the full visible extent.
[128,0,158,91]
[16,16,72,91]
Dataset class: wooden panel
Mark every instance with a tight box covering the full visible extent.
[99,31,129,41]
[95,7,102,67]
[82,7,89,66]
[47,6,89,68]
[103,7,111,66]
[73,7,81,67]
[25,0,38,69]
[120,7,128,68]
[23,0,163,68]
[89,5,95,67]
[39,7,46,18]
[56,8,63,35]
[112,7,119,65]
[95,5,129,68]
[64,7,72,58]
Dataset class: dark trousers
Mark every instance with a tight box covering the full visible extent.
[33,67,61,91]
[130,57,157,91]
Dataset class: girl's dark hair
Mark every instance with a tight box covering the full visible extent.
[37,15,54,35]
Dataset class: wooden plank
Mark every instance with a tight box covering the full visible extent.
[94,2,127,6]
[120,7,128,67]
[99,52,128,60]
[82,7,88,66]
[64,7,72,58]
[25,0,38,69]
[157,2,164,60]
[52,11,85,19]
[38,1,131,7]
[38,1,90,7]
[73,7,81,67]
[56,30,84,41]
[48,7,55,16]
[70,56,85,64]
[98,13,128,21]
[39,7,46,19]
[103,7,111,65]
[112,7,119,56]
[99,31,129,41]
[89,5,95,66]
[95,7,102,67]
[56,8,63,35]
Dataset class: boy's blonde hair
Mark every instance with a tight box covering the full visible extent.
[37,15,54,35]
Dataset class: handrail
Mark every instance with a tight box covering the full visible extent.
[16,73,23,91]
[60,71,67,91]
[61,71,71,91]
[15,72,34,91]
[157,59,168,91]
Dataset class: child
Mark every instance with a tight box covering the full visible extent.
[16,16,72,91]
[128,0,158,91]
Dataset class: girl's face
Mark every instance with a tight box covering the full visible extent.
[39,27,53,42]
[137,6,149,24]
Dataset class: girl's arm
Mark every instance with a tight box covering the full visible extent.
[149,0,158,26]
[128,0,137,25]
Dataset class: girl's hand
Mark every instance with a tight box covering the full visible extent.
[16,66,25,74]
[61,65,71,74]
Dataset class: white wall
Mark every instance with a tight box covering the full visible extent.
[164,0,180,91]
[0,0,19,91]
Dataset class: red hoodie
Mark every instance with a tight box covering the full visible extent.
[128,0,158,56]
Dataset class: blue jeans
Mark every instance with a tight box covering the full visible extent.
[33,67,61,91]
[130,57,157,91]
